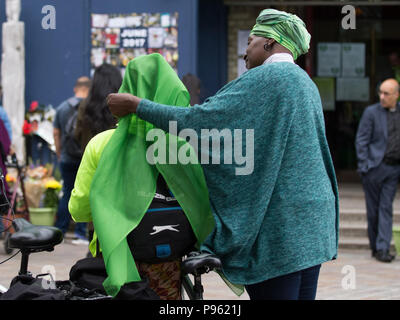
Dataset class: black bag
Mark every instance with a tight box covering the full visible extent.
[127,208,197,264]
[115,279,160,300]
[63,101,82,160]
[68,256,159,300]
[69,257,108,294]
[0,275,66,300]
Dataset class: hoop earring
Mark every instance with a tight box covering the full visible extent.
[264,43,272,51]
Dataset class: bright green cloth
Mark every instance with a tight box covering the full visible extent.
[69,129,114,255]
[250,9,311,60]
[73,53,215,297]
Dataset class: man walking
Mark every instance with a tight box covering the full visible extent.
[53,76,90,245]
[356,78,400,263]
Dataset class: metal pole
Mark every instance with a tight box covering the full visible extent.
[19,250,29,275]
[193,275,204,300]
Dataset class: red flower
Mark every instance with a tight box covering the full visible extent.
[22,120,32,135]
[30,101,39,112]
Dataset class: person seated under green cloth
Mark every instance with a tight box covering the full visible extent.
[68,53,215,299]
[107,9,339,300]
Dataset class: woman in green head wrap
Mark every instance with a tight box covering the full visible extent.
[107,9,339,301]
[245,8,311,69]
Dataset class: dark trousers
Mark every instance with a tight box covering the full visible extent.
[55,161,87,238]
[245,264,321,300]
[362,162,400,252]
[31,135,55,166]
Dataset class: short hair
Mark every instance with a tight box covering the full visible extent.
[74,76,91,89]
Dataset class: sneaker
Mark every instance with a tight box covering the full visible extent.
[71,238,89,246]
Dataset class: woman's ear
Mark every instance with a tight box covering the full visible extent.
[266,38,276,47]
[263,38,276,52]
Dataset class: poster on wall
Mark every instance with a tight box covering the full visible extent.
[317,43,341,77]
[341,43,365,77]
[336,77,369,101]
[313,77,335,111]
[91,12,179,76]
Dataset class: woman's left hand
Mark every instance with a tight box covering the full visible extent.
[106,93,142,117]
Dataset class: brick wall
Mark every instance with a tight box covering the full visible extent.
[226,6,261,82]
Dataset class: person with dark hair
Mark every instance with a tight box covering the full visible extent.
[53,76,91,244]
[75,64,122,151]
[69,54,214,299]
[72,64,122,247]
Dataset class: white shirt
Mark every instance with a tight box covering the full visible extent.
[263,53,294,65]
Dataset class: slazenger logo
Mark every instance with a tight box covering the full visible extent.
[150,224,180,235]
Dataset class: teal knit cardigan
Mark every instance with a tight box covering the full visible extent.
[137,62,339,286]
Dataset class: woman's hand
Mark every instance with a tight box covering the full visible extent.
[106,93,142,117]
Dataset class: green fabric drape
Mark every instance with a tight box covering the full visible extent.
[89,53,215,297]
[250,8,311,60]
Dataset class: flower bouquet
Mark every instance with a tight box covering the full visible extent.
[25,165,62,226]
[42,179,62,209]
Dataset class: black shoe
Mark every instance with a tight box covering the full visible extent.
[371,250,377,258]
[375,250,395,263]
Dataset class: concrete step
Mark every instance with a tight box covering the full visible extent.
[338,217,398,251]
[339,236,370,250]
[339,222,368,238]
[336,183,400,251]
[339,209,400,224]
[339,236,396,251]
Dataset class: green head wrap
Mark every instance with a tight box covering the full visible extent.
[250,9,311,60]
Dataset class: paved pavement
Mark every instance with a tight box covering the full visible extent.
[0,242,398,300]
[0,183,399,300]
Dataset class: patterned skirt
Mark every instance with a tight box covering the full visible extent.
[137,260,182,300]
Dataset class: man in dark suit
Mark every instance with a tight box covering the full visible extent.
[356,78,400,263]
